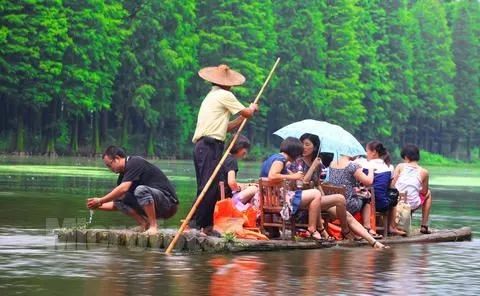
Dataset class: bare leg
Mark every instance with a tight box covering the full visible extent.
[300,189,323,239]
[328,208,387,248]
[362,203,371,229]
[143,202,158,235]
[319,194,348,231]
[238,186,259,204]
[346,213,387,248]
[98,202,149,231]
[127,209,149,231]
[388,206,406,235]
[421,190,432,226]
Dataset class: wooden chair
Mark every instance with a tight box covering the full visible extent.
[319,183,347,196]
[258,177,290,239]
[371,188,390,238]
[287,181,312,236]
[318,183,347,231]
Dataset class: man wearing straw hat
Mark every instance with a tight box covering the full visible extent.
[190,64,258,235]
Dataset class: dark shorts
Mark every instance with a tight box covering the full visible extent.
[114,185,178,219]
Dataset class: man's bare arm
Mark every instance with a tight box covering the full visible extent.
[87,181,132,208]
[227,103,259,132]
[227,116,244,132]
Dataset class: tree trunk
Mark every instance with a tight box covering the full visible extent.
[146,128,155,158]
[71,115,79,155]
[0,96,5,134]
[16,107,25,156]
[101,109,108,141]
[121,107,129,148]
[466,135,471,161]
[92,111,101,156]
[45,99,58,157]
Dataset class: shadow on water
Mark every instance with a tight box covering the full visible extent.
[0,158,479,295]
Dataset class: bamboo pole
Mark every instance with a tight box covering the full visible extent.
[165,58,281,254]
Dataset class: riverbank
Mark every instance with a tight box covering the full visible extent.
[1,158,479,187]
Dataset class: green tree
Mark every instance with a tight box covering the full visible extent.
[448,0,480,159]
[355,0,396,147]
[377,0,416,145]
[321,0,364,132]
[410,0,456,151]
[62,0,127,155]
[0,0,69,154]
[113,0,198,157]
[197,0,277,145]
[270,0,327,141]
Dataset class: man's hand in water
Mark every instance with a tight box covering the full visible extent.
[87,198,102,209]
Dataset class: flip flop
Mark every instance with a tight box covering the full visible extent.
[420,225,432,234]
[341,229,355,240]
[365,228,383,240]
[307,229,324,242]
[318,228,336,242]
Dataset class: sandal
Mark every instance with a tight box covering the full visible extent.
[420,225,431,234]
[307,229,324,242]
[318,228,336,242]
[341,229,355,240]
[365,228,383,240]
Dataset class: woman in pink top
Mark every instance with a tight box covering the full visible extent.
[392,144,433,234]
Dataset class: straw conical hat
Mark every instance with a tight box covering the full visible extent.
[198,64,246,86]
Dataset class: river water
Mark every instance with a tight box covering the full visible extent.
[0,158,479,295]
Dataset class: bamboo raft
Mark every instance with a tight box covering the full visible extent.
[55,226,472,253]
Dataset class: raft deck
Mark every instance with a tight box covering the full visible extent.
[55,226,472,253]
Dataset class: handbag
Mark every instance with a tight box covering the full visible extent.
[395,192,412,236]
[386,188,400,207]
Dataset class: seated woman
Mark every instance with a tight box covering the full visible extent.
[288,133,346,240]
[392,144,433,234]
[366,141,405,236]
[260,137,324,241]
[222,135,258,210]
[328,152,376,237]
[260,137,388,248]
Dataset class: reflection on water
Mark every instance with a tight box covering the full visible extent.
[0,159,479,295]
[1,230,479,296]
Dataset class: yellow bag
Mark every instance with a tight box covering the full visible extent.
[395,193,412,236]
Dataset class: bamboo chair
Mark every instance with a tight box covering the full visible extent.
[319,183,347,197]
[291,181,331,235]
[318,183,347,232]
[258,177,291,239]
[371,187,389,238]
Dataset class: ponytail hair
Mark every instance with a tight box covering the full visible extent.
[367,140,391,166]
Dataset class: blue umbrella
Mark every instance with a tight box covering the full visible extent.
[273,119,366,159]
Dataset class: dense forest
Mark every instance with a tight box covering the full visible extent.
[0,0,479,160]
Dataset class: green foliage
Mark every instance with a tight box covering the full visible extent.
[271,0,327,135]
[420,150,462,166]
[411,0,456,119]
[356,0,394,143]
[197,0,277,144]
[321,0,365,132]
[447,0,480,160]
[0,0,478,160]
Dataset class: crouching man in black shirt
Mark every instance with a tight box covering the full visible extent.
[87,146,179,235]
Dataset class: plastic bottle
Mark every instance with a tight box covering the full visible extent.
[296,162,304,189]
